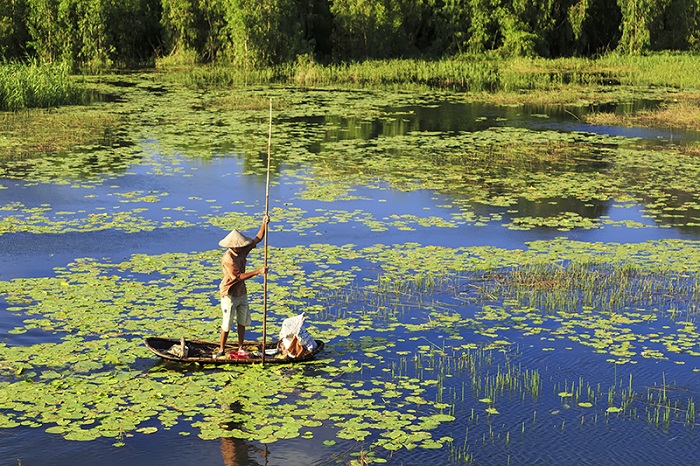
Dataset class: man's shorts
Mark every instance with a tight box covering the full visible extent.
[221,294,252,331]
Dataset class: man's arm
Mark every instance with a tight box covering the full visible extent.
[236,266,268,282]
[253,215,270,244]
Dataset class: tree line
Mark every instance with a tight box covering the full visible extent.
[1,0,698,70]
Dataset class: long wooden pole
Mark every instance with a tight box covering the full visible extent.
[261,98,272,366]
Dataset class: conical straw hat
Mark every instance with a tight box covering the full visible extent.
[219,229,253,248]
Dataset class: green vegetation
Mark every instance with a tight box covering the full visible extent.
[586,96,700,131]
[0,62,120,159]
[1,74,699,463]
[0,62,85,111]
[1,0,699,70]
[4,52,700,115]
[0,238,698,452]
[160,53,700,93]
[0,107,121,159]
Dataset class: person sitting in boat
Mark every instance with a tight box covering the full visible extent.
[214,215,269,358]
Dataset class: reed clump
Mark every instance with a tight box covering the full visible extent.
[480,261,700,315]
[156,64,279,88]
[0,62,86,111]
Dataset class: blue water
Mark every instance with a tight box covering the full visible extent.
[1,79,699,465]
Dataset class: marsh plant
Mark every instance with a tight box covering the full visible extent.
[0,62,85,111]
[477,260,700,315]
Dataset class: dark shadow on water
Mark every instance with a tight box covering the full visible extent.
[219,401,267,466]
[513,196,609,220]
[297,98,698,149]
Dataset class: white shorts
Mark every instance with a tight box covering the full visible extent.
[221,294,252,332]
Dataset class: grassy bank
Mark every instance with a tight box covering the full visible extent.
[6,53,698,108]
[158,52,700,92]
[161,53,700,132]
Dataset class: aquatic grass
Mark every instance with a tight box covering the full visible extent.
[0,62,86,111]
[477,260,700,315]
[156,64,281,88]
[642,375,698,427]
[0,107,122,159]
[585,96,700,131]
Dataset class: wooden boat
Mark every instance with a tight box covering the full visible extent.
[144,336,325,365]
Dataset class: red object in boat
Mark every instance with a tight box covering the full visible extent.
[229,350,249,359]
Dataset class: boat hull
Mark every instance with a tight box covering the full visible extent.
[144,337,324,364]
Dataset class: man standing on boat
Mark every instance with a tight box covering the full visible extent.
[215,215,269,358]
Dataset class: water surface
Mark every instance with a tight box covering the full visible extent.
[1,76,699,465]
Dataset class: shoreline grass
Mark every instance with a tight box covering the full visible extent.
[158,52,700,92]
[4,52,698,158]
[160,52,700,124]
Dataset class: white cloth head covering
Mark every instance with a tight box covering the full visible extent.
[219,229,253,248]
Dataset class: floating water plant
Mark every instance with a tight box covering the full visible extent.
[2,73,700,465]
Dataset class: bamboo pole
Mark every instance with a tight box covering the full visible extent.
[262,98,272,366]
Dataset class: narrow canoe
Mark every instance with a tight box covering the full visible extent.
[144,337,324,364]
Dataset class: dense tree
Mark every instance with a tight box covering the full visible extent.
[650,0,700,51]
[0,0,29,59]
[221,0,309,66]
[617,0,657,54]
[429,0,474,55]
[567,0,622,55]
[296,0,333,59]
[329,0,402,59]
[24,0,159,68]
[160,0,309,66]
[2,0,699,68]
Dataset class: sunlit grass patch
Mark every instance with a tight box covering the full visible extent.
[155,64,278,88]
[585,95,700,131]
[0,107,122,159]
[598,53,700,90]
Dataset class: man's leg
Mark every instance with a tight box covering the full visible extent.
[219,330,229,353]
[217,295,233,356]
[234,294,252,352]
[237,324,245,351]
